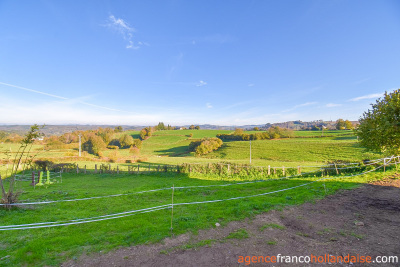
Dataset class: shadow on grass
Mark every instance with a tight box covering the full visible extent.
[154,146,190,157]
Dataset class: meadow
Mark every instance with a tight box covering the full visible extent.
[0,129,391,266]
[0,165,396,266]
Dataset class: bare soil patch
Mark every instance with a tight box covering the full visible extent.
[64,176,400,267]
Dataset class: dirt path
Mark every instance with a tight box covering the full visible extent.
[64,175,400,267]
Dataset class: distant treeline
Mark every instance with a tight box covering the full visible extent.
[217,127,294,141]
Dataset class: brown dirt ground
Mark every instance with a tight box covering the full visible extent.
[64,175,400,267]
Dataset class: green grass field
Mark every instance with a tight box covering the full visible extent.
[0,128,391,266]
[0,130,382,179]
[0,164,396,266]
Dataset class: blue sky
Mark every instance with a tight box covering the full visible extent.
[0,0,399,126]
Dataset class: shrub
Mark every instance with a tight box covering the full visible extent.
[107,145,119,150]
[109,139,121,147]
[189,138,223,156]
[119,134,134,148]
[34,160,54,171]
[82,133,106,156]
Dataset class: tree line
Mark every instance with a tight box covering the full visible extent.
[217,127,294,141]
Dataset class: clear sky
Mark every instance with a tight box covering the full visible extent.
[0,0,399,126]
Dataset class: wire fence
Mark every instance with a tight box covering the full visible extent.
[3,156,390,181]
[0,156,397,231]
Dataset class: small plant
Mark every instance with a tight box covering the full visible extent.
[225,229,249,240]
[260,223,285,231]
[267,240,277,245]
[0,124,42,208]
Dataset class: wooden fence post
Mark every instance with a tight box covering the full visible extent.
[158,165,160,172]
[268,165,270,175]
[384,158,386,172]
[282,166,285,176]
[177,165,179,173]
[95,164,97,174]
[137,164,140,174]
[297,166,301,175]
[84,165,87,174]
[76,164,79,174]
[117,166,119,175]
[148,164,151,173]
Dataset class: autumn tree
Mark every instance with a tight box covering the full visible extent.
[336,119,346,130]
[355,89,400,155]
[114,126,123,132]
[119,134,134,148]
[82,133,106,156]
[344,120,353,130]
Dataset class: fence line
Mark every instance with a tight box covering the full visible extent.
[0,158,393,231]
[1,156,397,206]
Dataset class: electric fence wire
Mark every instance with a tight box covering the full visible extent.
[1,156,396,206]
[0,157,393,231]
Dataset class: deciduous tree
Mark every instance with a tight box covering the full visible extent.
[355,89,400,155]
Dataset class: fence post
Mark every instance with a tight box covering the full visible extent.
[227,164,230,175]
[282,166,285,176]
[274,168,276,175]
[137,164,140,174]
[30,171,35,186]
[384,158,386,172]
[148,164,151,173]
[268,165,271,175]
[76,164,79,174]
[117,166,119,175]
[177,165,179,173]
[95,164,97,174]
[158,165,160,172]
[84,165,87,174]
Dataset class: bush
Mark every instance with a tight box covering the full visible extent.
[119,134,134,148]
[34,160,54,171]
[109,139,121,147]
[189,138,223,155]
[107,145,119,150]
[82,134,106,156]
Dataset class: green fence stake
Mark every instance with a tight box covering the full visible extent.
[36,171,44,186]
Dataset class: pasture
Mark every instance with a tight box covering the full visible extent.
[0,129,393,266]
[0,165,396,266]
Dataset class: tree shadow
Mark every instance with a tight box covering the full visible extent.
[154,146,191,157]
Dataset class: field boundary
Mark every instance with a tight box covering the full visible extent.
[0,156,397,231]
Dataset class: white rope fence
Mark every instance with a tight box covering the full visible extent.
[0,156,395,231]
[1,156,396,206]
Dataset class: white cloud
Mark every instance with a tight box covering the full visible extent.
[248,83,255,87]
[196,80,207,87]
[326,103,342,107]
[108,15,135,32]
[348,93,384,102]
[206,103,213,109]
[105,15,145,49]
